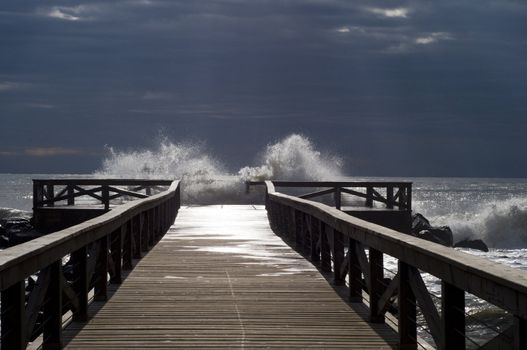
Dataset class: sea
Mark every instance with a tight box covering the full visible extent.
[1,134,526,347]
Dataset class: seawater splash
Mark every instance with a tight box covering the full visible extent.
[443,198,527,248]
[0,207,31,220]
[96,134,343,204]
[238,134,342,181]
[419,197,527,248]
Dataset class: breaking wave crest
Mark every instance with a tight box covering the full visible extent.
[96,134,343,204]
[427,197,527,248]
[0,207,31,220]
[238,134,342,181]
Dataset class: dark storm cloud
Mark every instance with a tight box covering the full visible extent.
[0,0,526,175]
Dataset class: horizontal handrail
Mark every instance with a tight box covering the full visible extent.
[263,180,527,349]
[247,180,412,211]
[33,179,173,186]
[248,180,412,187]
[33,179,173,210]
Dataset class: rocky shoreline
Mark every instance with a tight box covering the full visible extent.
[412,213,489,252]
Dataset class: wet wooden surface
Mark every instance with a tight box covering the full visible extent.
[63,205,398,349]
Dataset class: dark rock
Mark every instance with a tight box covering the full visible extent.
[0,218,32,233]
[0,218,39,247]
[412,213,432,234]
[454,239,489,252]
[417,226,454,247]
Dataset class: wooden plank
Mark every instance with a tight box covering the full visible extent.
[248,180,413,188]
[377,272,399,316]
[93,237,108,301]
[441,281,465,350]
[25,267,51,343]
[332,229,345,285]
[107,187,149,200]
[514,316,527,350]
[398,261,417,350]
[348,238,363,302]
[1,280,26,350]
[71,246,88,322]
[63,205,398,349]
[33,179,173,186]
[369,248,384,323]
[110,228,122,284]
[42,260,63,350]
[298,188,335,199]
[407,266,441,346]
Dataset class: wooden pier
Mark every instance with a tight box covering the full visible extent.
[1,179,527,349]
[62,205,398,349]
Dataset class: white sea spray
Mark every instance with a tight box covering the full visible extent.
[96,134,343,204]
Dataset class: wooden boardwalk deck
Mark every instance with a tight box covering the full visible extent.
[63,205,398,349]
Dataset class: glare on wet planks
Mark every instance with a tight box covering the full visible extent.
[63,205,398,349]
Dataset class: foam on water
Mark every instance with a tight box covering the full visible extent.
[431,198,527,248]
[0,207,31,220]
[412,179,527,248]
[96,134,343,204]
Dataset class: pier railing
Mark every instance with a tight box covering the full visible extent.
[247,181,412,210]
[0,179,180,350]
[262,181,526,350]
[33,179,173,210]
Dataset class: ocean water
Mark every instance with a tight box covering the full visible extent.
[1,134,526,347]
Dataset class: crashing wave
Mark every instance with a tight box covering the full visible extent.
[0,207,31,220]
[96,134,343,204]
[425,197,527,248]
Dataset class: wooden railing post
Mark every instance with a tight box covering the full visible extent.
[406,185,412,211]
[122,221,133,270]
[302,214,311,256]
[310,217,320,263]
[1,280,26,350]
[154,206,159,242]
[369,248,384,323]
[102,185,110,211]
[67,185,75,205]
[398,261,417,350]
[288,208,295,244]
[320,222,331,272]
[140,213,148,253]
[365,186,374,207]
[133,215,142,259]
[514,316,527,350]
[42,260,62,350]
[110,228,122,284]
[441,281,465,349]
[334,187,341,210]
[71,246,88,322]
[333,229,345,285]
[46,184,54,207]
[348,238,362,302]
[94,236,108,301]
[145,210,152,246]
[33,181,43,208]
[386,186,394,209]
[294,210,303,249]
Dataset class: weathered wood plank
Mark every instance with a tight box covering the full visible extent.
[62,206,398,349]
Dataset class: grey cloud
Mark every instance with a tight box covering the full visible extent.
[0,0,526,175]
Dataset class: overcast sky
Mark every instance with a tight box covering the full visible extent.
[1,0,526,176]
